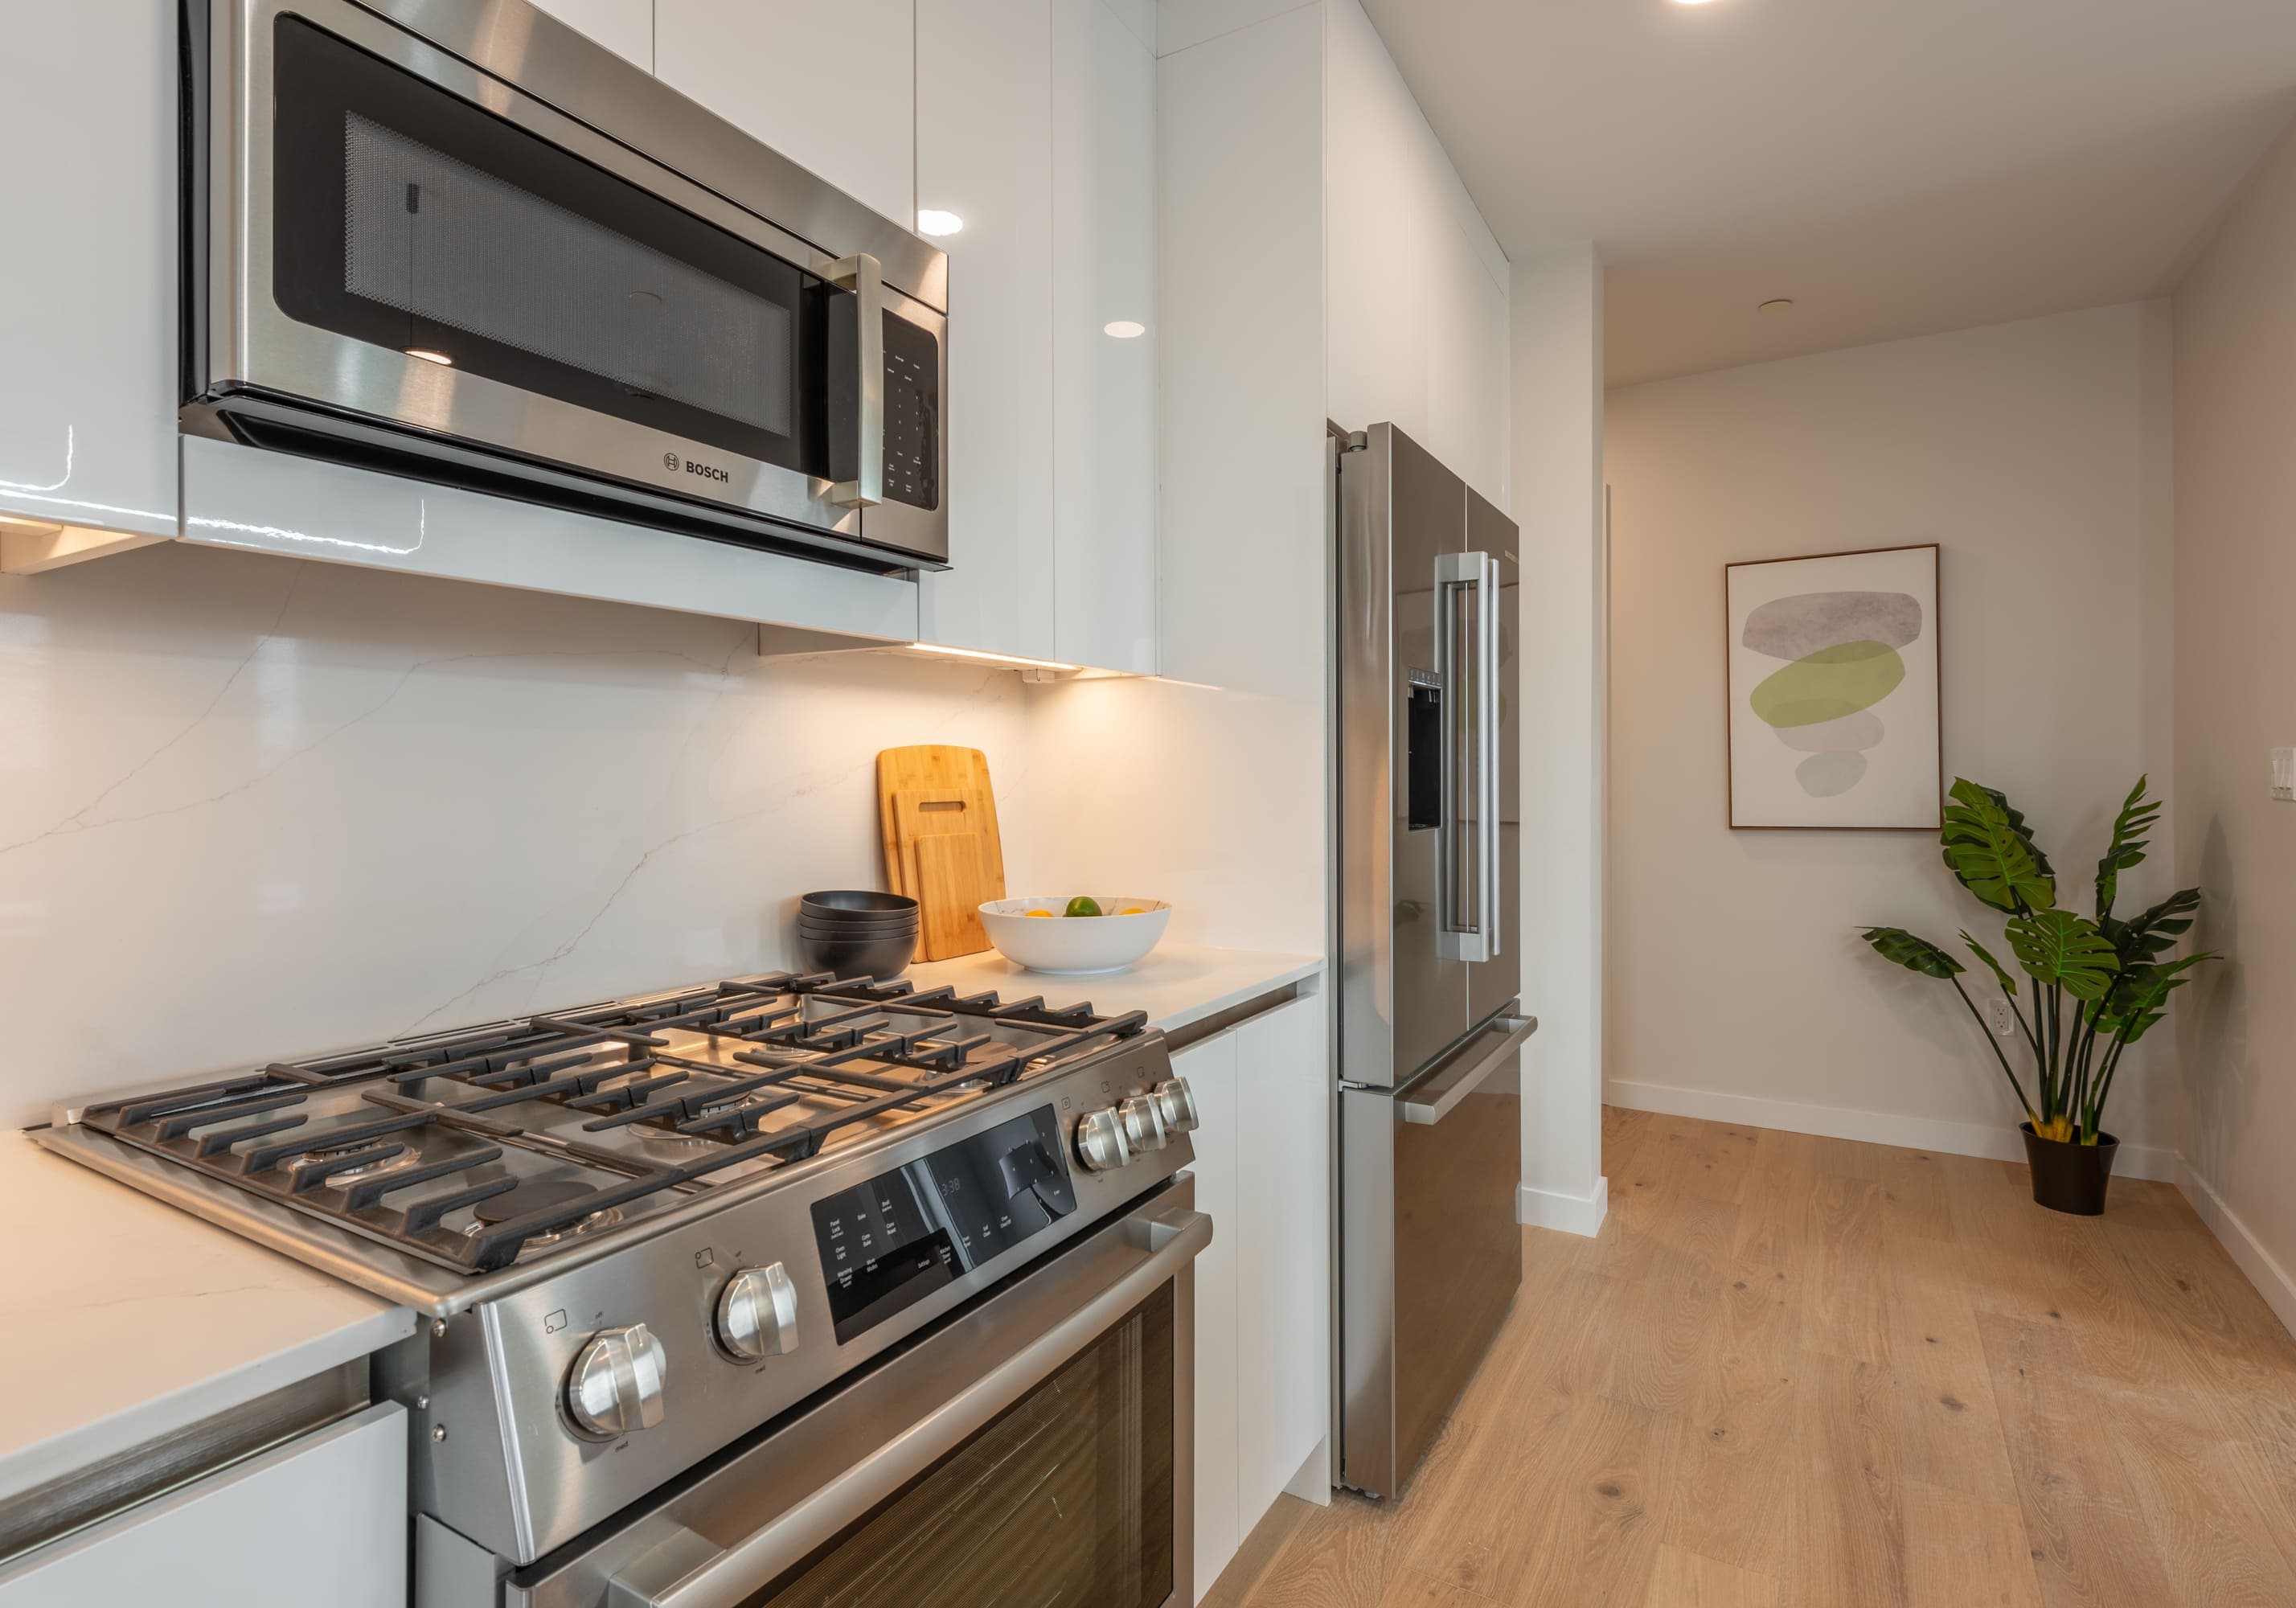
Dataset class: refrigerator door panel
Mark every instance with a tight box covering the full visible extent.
[1339,424,1472,1089]
[1469,490,1523,1024]
[1339,1014,1526,1498]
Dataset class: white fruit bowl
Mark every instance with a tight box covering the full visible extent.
[979,897,1171,975]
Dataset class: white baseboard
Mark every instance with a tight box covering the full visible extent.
[1602,1078,2179,1183]
[2176,1159,2296,1340]
[1519,1175,1609,1237]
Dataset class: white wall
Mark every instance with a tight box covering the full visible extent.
[1602,302,2181,1167]
[0,544,1031,1128]
[2171,117,2296,1331]
[1512,245,1608,1233]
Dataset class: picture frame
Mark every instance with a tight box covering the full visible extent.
[1724,543,1941,831]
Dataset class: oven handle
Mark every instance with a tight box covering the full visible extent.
[609,1205,1213,1608]
[822,251,884,510]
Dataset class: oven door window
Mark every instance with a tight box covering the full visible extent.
[269,14,822,478]
[752,1284,1175,1608]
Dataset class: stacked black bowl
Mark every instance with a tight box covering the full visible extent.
[796,890,920,981]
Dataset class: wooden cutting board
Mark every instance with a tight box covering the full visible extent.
[877,746,1007,961]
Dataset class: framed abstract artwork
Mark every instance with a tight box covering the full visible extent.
[1724,544,1941,830]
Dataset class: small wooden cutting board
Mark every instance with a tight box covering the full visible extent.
[877,746,1007,960]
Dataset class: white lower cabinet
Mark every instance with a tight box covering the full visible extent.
[0,1403,406,1607]
[1177,1028,1242,1602]
[1181,992,1330,1602]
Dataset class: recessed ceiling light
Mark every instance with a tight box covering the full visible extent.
[404,347,454,365]
[1104,320,1146,339]
[1671,0,1721,6]
[916,208,964,236]
[1758,298,1794,314]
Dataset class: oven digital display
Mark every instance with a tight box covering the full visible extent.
[810,1106,1076,1344]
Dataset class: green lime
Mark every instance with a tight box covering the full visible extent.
[1064,896,1104,918]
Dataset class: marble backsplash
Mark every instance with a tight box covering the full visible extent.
[0,544,1035,1127]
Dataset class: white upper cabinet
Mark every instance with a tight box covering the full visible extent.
[1051,0,1158,675]
[527,0,654,68]
[911,0,1158,675]
[914,0,1057,662]
[654,0,916,228]
[0,0,179,547]
[1324,0,1509,507]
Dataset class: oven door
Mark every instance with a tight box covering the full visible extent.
[506,1179,1204,1608]
[189,0,948,568]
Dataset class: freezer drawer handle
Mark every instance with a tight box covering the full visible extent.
[1400,1016,1537,1126]
[606,1206,1213,1608]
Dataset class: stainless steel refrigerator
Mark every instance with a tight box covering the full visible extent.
[1333,421,1535,1499]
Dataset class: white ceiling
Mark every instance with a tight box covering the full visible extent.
[1357,0,2296,386]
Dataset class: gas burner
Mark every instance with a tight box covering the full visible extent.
[291,1144,422,1186]
[75,968,1152,1277]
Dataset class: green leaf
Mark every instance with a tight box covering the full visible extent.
[2105,887,2200,964]
[2005,909,2121,1001]
[2089,951,2217,1043]
[1959,931,2017,997]
[1861,927,1966,980]
[1941,779,2056,913]
[2094,776,2159,921]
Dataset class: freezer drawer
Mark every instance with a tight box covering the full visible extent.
[1339,1012,1532,1499]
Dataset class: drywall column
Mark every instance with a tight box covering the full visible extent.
[2173,115,2296,1336]
[1511,243,1607,1234]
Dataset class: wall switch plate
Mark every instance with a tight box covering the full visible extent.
[1988,996,2015,1036]
[2273,747,2295,802]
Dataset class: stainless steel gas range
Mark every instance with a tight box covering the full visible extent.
[37,971,1206,1607]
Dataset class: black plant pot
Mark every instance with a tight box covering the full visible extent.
[2020,1122,2120,1216]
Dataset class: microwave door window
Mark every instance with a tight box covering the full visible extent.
[271,15,822,479]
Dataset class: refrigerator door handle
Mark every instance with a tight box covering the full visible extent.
[1399,1015,1537,1125]
[1435,549,1503,962]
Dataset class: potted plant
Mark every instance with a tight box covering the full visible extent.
[1861,777,2215,1215]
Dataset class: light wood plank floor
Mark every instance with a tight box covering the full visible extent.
[1207,1109,2296,1608]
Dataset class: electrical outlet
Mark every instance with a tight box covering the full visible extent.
[1988,997,2015,1036]
[2273,747,2295,802]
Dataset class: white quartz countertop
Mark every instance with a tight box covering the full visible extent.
[904,942,1322,1036]
[0,1129,416,1504]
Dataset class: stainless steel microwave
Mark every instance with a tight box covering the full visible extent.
[182,0,949,573]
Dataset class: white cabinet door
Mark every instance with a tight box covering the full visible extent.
[0,0,178,547]
[654,0,915,227]
[1174,1028,1241,1603]
[0,1405,405,1607]
[1233,994,1331,1521]
[1050,0,1158,675]
[528,0,654,68]
[914,0,1056,662]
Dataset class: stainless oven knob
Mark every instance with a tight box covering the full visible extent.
[1117,1093,1168,1152]
[1076,1106,1131,1172]
[715,1262,801,1362]
[566,1323,668,1439]
[1151,1077,1200,1134]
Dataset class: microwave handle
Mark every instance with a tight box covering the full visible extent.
[822,252,884,509]
[608,1206,1214,1608]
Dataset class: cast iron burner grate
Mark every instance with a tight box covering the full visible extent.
[81,971,1148,1274]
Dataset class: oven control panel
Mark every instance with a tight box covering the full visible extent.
[809,1105,1076,1345]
